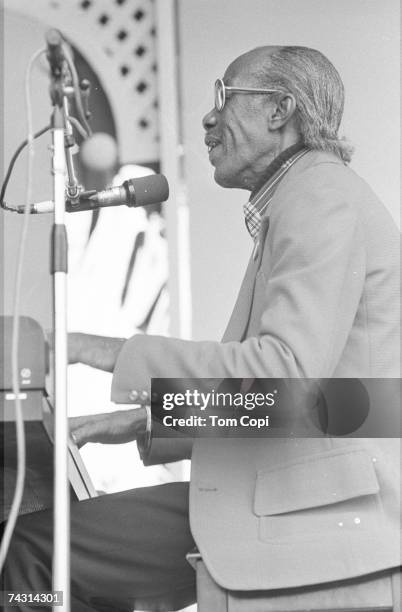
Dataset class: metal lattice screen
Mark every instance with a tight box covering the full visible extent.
[8,0,160,163]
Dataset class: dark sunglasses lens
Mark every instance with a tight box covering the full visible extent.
[215,80,225,111]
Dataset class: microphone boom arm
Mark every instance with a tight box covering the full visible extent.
[3,174,170,214]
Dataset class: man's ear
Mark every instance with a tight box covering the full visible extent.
[267,93,297,130]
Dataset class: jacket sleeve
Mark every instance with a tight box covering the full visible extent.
[138,420,194,466]
[111,163,366,463]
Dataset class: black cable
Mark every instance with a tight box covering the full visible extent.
[0,125,51,207]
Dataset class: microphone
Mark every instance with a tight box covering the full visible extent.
[6,175,169,214]
[46,29,65,78]
[87,175,169,208]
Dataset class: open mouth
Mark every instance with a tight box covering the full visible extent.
[205,136,221,154]
[207,142,219,153]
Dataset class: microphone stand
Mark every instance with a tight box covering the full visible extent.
[47,30,82,611]
[51,102,70,612]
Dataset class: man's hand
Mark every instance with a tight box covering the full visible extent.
[69,408,148,448]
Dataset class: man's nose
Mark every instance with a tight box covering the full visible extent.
[202,108,218,130]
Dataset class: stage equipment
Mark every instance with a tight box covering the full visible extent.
[1,316,97,523]
[0,28,93,610]
[0,29,168,609]
[6,173,169,214]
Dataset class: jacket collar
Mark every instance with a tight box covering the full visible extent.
[243,144,309,241]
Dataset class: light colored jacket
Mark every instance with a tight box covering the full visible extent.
[111,150,401,590]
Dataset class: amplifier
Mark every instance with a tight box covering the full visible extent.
[1,316,46,392]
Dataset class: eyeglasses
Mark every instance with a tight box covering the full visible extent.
[214,78,284,112]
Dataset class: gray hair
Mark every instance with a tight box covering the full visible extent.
[255,46,354,162]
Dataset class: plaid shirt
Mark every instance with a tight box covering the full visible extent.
[244,144,309,241]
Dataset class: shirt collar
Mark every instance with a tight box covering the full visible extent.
[243,143,308,240]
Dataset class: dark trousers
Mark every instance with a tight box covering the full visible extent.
[2,482,196,612]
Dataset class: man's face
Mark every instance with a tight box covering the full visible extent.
[203,54,277,191]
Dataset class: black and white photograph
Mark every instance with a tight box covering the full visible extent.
[0,1,400,611]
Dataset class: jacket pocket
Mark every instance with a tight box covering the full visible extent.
[254,447,381,542]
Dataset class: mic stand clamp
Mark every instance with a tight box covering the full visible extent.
[62,89,82,203]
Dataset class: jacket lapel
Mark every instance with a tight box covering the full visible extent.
[222,216,270,342]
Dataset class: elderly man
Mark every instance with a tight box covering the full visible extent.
[3,46,400,611]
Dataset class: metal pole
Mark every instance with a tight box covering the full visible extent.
[155,0,192,341]
[51,106,70,612]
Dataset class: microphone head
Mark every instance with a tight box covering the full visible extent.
[80,133,118,173]
[46,29,63,48]
[126,175,169,207]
